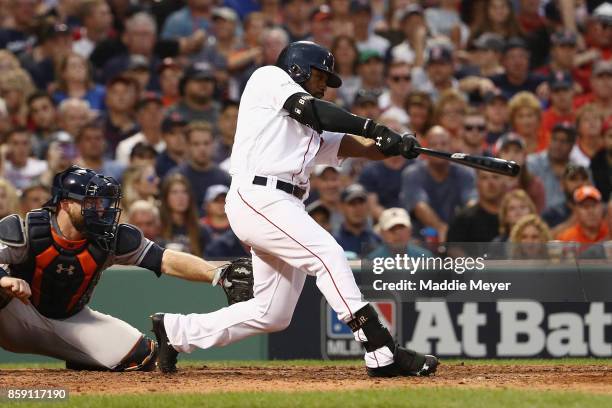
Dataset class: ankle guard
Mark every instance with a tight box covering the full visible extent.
[347,304,395,353]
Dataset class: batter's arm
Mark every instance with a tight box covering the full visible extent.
[338,134,386,160]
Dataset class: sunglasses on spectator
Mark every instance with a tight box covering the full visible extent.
[390,75,411,82]
[464,124,486,131]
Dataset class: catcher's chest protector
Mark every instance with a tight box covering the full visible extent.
[11,210,109,319]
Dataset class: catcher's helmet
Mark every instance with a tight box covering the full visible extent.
[276,41,342,88]
[47,165,122,251]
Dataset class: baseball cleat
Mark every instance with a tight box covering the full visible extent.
[367,349,439,378]
[150,313,178,373]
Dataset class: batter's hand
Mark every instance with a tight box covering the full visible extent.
[399,132,421,160]
[0,276,31,304]
[367,123,404,157]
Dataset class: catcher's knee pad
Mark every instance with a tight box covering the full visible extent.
[347,304,394,352]
[113,336,157,372]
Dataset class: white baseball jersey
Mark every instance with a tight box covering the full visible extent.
[229,65,345,189]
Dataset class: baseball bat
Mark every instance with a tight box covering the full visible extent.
[413,146,521,177]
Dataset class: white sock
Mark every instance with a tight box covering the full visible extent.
[353,328,394,368]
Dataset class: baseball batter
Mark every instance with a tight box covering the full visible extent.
[153,41,438,377]
[0,166,250,371]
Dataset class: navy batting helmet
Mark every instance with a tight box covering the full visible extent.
[276,41,342,88]
[47,165,122,251]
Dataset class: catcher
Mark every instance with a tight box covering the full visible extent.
[0,165,252,371]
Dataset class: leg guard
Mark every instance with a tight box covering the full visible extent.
[347,304,394,352]
[112,336,158,372]
[348,304,432,377]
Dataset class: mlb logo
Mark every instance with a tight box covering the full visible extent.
[326,301,397,339]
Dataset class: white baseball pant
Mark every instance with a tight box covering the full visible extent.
[164,181,394,367]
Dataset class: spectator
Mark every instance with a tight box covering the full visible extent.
[413,43,457,102]
[156,112,188,179]
[171,121,231,212]
[539,71,576,143]
[0,0,38,55]
[0,68,35,128]
[121,164,160,211]
[495,132,546,212]
[331,35,360,107]
[306,200,332,233]
[356,50,385,97]
[390,5,426,65]
[115,92,165,165]
[121,55,152,94]
[126,199,162,243]
[200,184,230,238]
[159,173,209,257]
[158,58,183,107]
[508,91,544,153]
[52,52,106,112]
[333,184,381,257]
[527,122,577,211]
[590,118,612,201]
[19,182,50,217]
[57,97,94,140]
[101,76,139,155]
[310,165,344,232]
[367,207,432,259]
[27,92,58,158]
[162,0,211,41]
[74,120,124,181]
[3,128,47,191]
[129,142,158,167]
[351,1,390,55]
[191,7,239,75]
[400,126,477,242]
[495,189,537,242]
[543,164,591,231]
[404,91,434,141]
[168,63,220,124]
[459,107,488,155]
[350,89,381,122]
[359,153,409,221]
[574,60,612,119]
[537,31,578,78]
[73,0,114,59]
[20,20,73,91]
[468,33,505,77]
[509,214,552,259]
[281,0,312,43]
[557,185,609,243]
[433,89,467,146]
[468,0,523,44]
[379,61,412,126]
[447,170,504,243]
[213,101,239,167]
[425,0,469,48]
[0,177,19,218]
[37,132,76,187]
[308,4,334,49]
[490,37,545,100]
[570,103,605,168]
[483,90,509,147]
[102,12,161,89]
[227,12,266,76]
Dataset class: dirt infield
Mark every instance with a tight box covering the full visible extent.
[2,363,612,395]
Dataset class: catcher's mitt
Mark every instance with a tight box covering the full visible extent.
[213,258,254,305]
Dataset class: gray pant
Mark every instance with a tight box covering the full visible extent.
[0,298,142,369]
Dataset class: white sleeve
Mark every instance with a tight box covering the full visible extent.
[315,131,345,167]
[247,66,307,112]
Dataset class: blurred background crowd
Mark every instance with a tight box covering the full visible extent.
[0,0,610,261]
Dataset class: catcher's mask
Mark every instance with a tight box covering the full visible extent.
[47,165,122,251]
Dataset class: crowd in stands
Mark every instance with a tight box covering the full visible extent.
[0,0,610,262]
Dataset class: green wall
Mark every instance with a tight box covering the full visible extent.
[0,267,267,363]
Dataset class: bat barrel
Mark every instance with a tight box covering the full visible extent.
[414,147,521,177]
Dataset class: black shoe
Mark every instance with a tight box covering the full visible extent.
[367,353,439,378]
[150,313,178,373]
